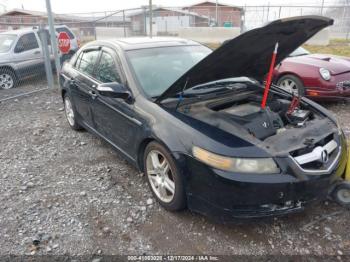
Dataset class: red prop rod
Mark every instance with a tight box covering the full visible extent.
[261,42,279,109]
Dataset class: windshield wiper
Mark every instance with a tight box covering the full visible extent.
[181,81,248,97]
[290,53,308,57]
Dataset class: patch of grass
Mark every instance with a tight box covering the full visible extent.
[204,40,350,57]
[330,38,350,44]
[303,42,350,57]
[203,42,221,50]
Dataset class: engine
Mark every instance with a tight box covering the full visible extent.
[221,103,284,140]
[214,94,314,140]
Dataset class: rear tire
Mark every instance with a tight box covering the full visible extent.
[0,69,17,89]
[144,141,186,211]
[277,74,305,96]
[63,93,83,131]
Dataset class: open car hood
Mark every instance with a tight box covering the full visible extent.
[156,16,333,102]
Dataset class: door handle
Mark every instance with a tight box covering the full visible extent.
[89,90,98,99]
[34,50,40,54]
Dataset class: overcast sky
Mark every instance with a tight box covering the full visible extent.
[0,0,336,14]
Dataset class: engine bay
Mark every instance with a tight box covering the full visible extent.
[208,94,314,140]
[177,82,337,155]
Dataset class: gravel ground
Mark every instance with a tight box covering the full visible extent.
[0,79,350,257]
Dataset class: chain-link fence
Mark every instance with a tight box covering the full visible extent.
[0,24,51,102]
[1,4,349,42]
[243,5,350,38]
[0,3,349,100]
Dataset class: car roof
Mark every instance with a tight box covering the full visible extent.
[0,25,71,36]
[0,27,38,36]
[96,37,201,51]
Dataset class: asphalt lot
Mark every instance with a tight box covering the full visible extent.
[0,78,350,256]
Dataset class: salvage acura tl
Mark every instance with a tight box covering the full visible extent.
[60,16,348,220]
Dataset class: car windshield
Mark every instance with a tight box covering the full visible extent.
[0,34,17,53]
[289,47,310,57]
[126,45,212,98]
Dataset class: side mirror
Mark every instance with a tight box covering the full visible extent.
[97,82,132,102]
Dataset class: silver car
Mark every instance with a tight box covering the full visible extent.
[0,26,79,89]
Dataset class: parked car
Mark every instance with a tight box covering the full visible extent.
[274,46,350,100]
[0,25,78,89]
[53,25,80,61]
[60,16,348,221]
[0,28,48,89]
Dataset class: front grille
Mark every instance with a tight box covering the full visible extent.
[336,80,350,90]
[290,134,339,172]
[290,134,334,157]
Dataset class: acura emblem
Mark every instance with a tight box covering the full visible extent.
[321,150,329,164]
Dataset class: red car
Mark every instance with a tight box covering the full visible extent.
[274,47,350,100]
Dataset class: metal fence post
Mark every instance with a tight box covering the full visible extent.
[123,10,126,37]
[105,11,108,27]
[38,24,54,89]
[94,21,97,40]
[266,3,270,23]
[215,0,218,26]
[45,0,61,85]
[241,5,246,33]
[149,0,153,37]
[278,6,282,18]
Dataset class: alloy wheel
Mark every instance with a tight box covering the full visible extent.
[279,78,299,95]
[146,150,175,203]
[0,73,14,89]
[64,97,75,126]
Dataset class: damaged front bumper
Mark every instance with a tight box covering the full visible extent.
[180,139,348,222]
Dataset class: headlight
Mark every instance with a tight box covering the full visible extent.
[192,146,280,174]
[319,68,331,81]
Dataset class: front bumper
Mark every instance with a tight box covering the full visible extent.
[179,143,347,222]
[306,88,350,100]
[305,73,350,100]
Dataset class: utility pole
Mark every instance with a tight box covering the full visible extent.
[149,0,152,38]
[38,23,53,89]
[45,0,61,84]
[215,0,218,26]
[320,0,325,15]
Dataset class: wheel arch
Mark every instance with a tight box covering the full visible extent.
[0,65,18,79]
[275,71,305,86]
[137,137,177,172]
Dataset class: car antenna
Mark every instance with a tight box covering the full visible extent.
[261,42,279,109]
[175,78,189,111]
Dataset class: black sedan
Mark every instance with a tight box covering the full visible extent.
[60,16,348,221]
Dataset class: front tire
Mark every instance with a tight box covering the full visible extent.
[332,182,350,208]
[277,74,305,96]
[0,69,17,89]
[144,141,186,211]
[63,93,83,131]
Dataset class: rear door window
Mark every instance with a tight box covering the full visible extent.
[76,50,100,77]
[15,32,39,53]
[95,51,121,83]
